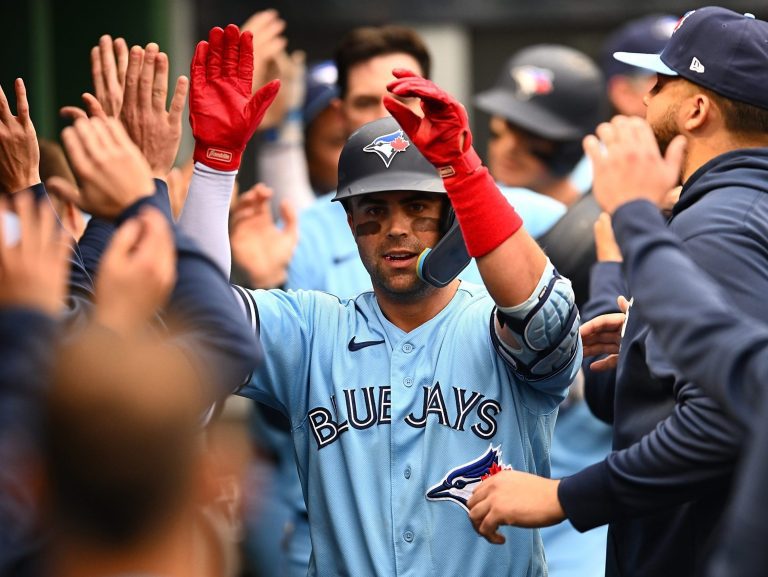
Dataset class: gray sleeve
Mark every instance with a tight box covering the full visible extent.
[177,162,237,277]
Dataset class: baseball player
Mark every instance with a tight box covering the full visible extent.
[179,25,581,577]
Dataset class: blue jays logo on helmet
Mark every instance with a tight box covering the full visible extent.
[362,129,411,168]
[426,444,511,512]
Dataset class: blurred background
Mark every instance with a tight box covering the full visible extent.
[3,0,765,170]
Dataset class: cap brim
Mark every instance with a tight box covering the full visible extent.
[613,52,678,76]
[474,89,583,141]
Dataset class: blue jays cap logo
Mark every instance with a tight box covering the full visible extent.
[426,444,511,512]
[363,129,411,167]
[511,65,554,100]
[673,10,695,34]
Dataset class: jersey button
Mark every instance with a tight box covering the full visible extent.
[404,466,411,479]
[402,343,414,353]
[403,377,413,387]
[403,531,414,543]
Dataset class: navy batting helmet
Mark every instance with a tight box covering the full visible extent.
[334,116,469,287]
[334,117,446,201]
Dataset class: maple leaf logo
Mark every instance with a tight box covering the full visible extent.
[391,136,410,152]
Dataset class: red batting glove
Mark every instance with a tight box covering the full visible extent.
[384,70,522,257]
[190,24,280,171]
[384,68,482,178]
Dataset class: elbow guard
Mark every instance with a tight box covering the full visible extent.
[493,262,580,381]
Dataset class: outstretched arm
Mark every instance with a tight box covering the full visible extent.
[385,70,580,392]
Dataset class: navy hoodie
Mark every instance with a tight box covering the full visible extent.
[558,148,768,577]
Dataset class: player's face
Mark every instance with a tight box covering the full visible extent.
[644,74,684,154]
[306,104,347,194]
[347,191,445,300]
[341,53,424,135]
[487,116,555,192]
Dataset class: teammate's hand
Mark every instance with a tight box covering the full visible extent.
[579,296,630,371]
[57,116,155,219]
[60,35,130,121]
[120,42,189,179]
[0,190,71,315]
[189,24,281,171]
[467,470,565,543]
[594,212,622,263]
[584,115,686,215]
[384,69,481,177]
[94,206,176,335]
[0,79,40,193]
[230,183,298,288]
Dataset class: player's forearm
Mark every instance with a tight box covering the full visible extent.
[177,163,237,277]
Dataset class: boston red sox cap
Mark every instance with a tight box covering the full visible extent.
[614,7,768,110]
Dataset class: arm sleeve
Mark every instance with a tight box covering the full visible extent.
[558,200,754,531]
[612,200,768,423]
[119,186,262,401]
[580,261,627,424]
[177,163,237,277]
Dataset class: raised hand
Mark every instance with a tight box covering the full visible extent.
[0,79,40,193]
[189,24,280,171]
[120,42,189,178]
[60,35,131,121]
[230,183,298,288]
[55,117,154,219]
[384,69,480,177]
[583,115,686,215]
[240,9,287,96]
[94,206,176,335]
[0,190,71,315]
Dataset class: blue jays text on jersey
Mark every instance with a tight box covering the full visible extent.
[308,381,503,448]
[232,281,581,577]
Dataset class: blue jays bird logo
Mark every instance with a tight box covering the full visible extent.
[511,65,554,100]
[426,445,511,512]
[363,129,411,167]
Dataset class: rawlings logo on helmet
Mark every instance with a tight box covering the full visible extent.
[363,129,411,167]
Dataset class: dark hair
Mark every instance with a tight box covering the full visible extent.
[335,25,431,99]
[701,86,768,136]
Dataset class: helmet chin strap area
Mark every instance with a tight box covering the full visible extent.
[417,217,471,287]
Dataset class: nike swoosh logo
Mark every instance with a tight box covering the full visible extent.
[333,252,358,265]
[348,337,385,352]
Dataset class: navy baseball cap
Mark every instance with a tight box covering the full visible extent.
[614,7,768,110]
[303,60,339,125]
[600,14,677,79]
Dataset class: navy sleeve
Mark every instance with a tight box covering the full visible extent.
[612,200,768,423]
[116,185,262,401]
[0,309,58,574]
[580,261,627,424]
[558,200,753,530]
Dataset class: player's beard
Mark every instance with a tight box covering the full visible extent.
[651,102,682,156]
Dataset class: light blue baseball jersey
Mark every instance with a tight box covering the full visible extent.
[234,282,580,577]
[287,187,566,297]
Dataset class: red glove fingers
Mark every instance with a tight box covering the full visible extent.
[385,72,522,257]
[189,24,281,171]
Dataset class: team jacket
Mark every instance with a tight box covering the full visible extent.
[235,283,580,577]
[611,199,768,577]
[559,149,768,577]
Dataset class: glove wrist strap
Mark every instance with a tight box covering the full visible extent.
[443,164,523,258]
[193,142,243,172]
[436,147,483,179]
